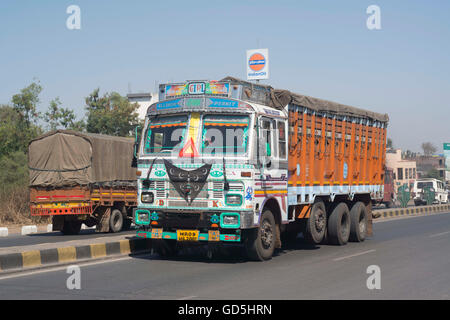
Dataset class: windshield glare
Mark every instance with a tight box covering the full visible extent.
[417,182,433,189]
[201,115,249,156]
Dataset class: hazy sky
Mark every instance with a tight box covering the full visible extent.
[1,0,449,153]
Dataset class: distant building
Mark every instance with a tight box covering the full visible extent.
[415,155,446,181]
[127,92,158,120]
[385,148,417,193]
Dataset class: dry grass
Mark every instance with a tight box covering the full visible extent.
[0,186,50,226]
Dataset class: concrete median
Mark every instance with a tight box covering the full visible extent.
[0,236,152,273]
[373,203,450,220]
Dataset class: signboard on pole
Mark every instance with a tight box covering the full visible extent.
[246,49,269,81]
[444,143,450,174]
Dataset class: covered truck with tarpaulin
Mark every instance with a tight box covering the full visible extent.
[28,130,137,234]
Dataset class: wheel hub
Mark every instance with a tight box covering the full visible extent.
[260,220,273,249]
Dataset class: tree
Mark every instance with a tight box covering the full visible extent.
[421,142,437,156]
[11,81,42,126]
[386,138,393,149]
[0,105,42,157]
[44,97,85,131]
[85,89,140,137]
[424,168,441,180]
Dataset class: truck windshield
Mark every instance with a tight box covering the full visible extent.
[144,115,187,154]
[417,182,433,189]
[201,115,249,156]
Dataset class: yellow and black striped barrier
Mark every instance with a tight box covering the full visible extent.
[373,204,450,220]
[0,238,151,273]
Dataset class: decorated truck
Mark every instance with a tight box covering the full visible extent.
[134,77,389,260]
[29,130,137,235]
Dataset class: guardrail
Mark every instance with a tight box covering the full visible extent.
[373,204,450,219]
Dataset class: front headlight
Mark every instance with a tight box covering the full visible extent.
[141,192,154,203]
[225,194,242,206]
[220,212,240,228]
[135,209,150,224]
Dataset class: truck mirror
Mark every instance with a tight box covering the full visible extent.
[266,142,271,157]
[134,125,141,158]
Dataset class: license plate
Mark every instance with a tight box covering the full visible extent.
[151,228,163,239]
[208,230,220,241]
[177,230,199,241]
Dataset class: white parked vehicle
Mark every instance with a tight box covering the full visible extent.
[413,178,448,205]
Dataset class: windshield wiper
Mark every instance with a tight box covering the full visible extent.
[222,156,230,191]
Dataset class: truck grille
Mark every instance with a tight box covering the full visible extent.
[168,200,208,208]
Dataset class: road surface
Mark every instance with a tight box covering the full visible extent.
[0,212,449,299]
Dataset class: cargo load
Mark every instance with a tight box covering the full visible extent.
[29,130,137,235]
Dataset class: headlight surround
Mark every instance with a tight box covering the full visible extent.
[220,212,240,228]
[135,209,150,224]
[141,192,154,203]
[225,194,242,206]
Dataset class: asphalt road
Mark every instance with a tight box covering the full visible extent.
[0,212,449,299]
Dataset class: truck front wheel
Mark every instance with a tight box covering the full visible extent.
[245,209,276,261]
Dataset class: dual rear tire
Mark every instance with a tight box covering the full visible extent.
[305,200,368,246]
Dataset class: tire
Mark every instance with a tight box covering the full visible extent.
[245,209,276,261]
[349,202,367,242]
[109,209,124,233]
[61,220,82,235]
[304,200,327,244]
[153,239,178,257]
[327,202,350,245]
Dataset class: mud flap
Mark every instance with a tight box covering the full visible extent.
[52,216,64,231]
[366,202,373,237]
[97,207,111,233]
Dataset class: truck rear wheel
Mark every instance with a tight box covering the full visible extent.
[245,209,276,261]
[305,200,327,244]
[349,202,367,242]
[327,203,350,245]
[61,220,82,235]
[109,209,123,233]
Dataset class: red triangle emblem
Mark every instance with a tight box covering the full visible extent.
[179,137,199,158]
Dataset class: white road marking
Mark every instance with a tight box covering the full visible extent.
[0,255,143,281]
[429,231,450,238]
[333,249,376,262]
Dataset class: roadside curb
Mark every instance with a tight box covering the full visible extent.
[0,224,96,237]
[373,204,450,220]
[0,237,152,273]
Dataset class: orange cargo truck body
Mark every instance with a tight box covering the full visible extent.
[287,108,386,191]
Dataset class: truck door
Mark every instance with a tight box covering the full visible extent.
[257,117,288,217]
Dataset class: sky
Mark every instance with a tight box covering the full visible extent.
[0,0,449,153]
